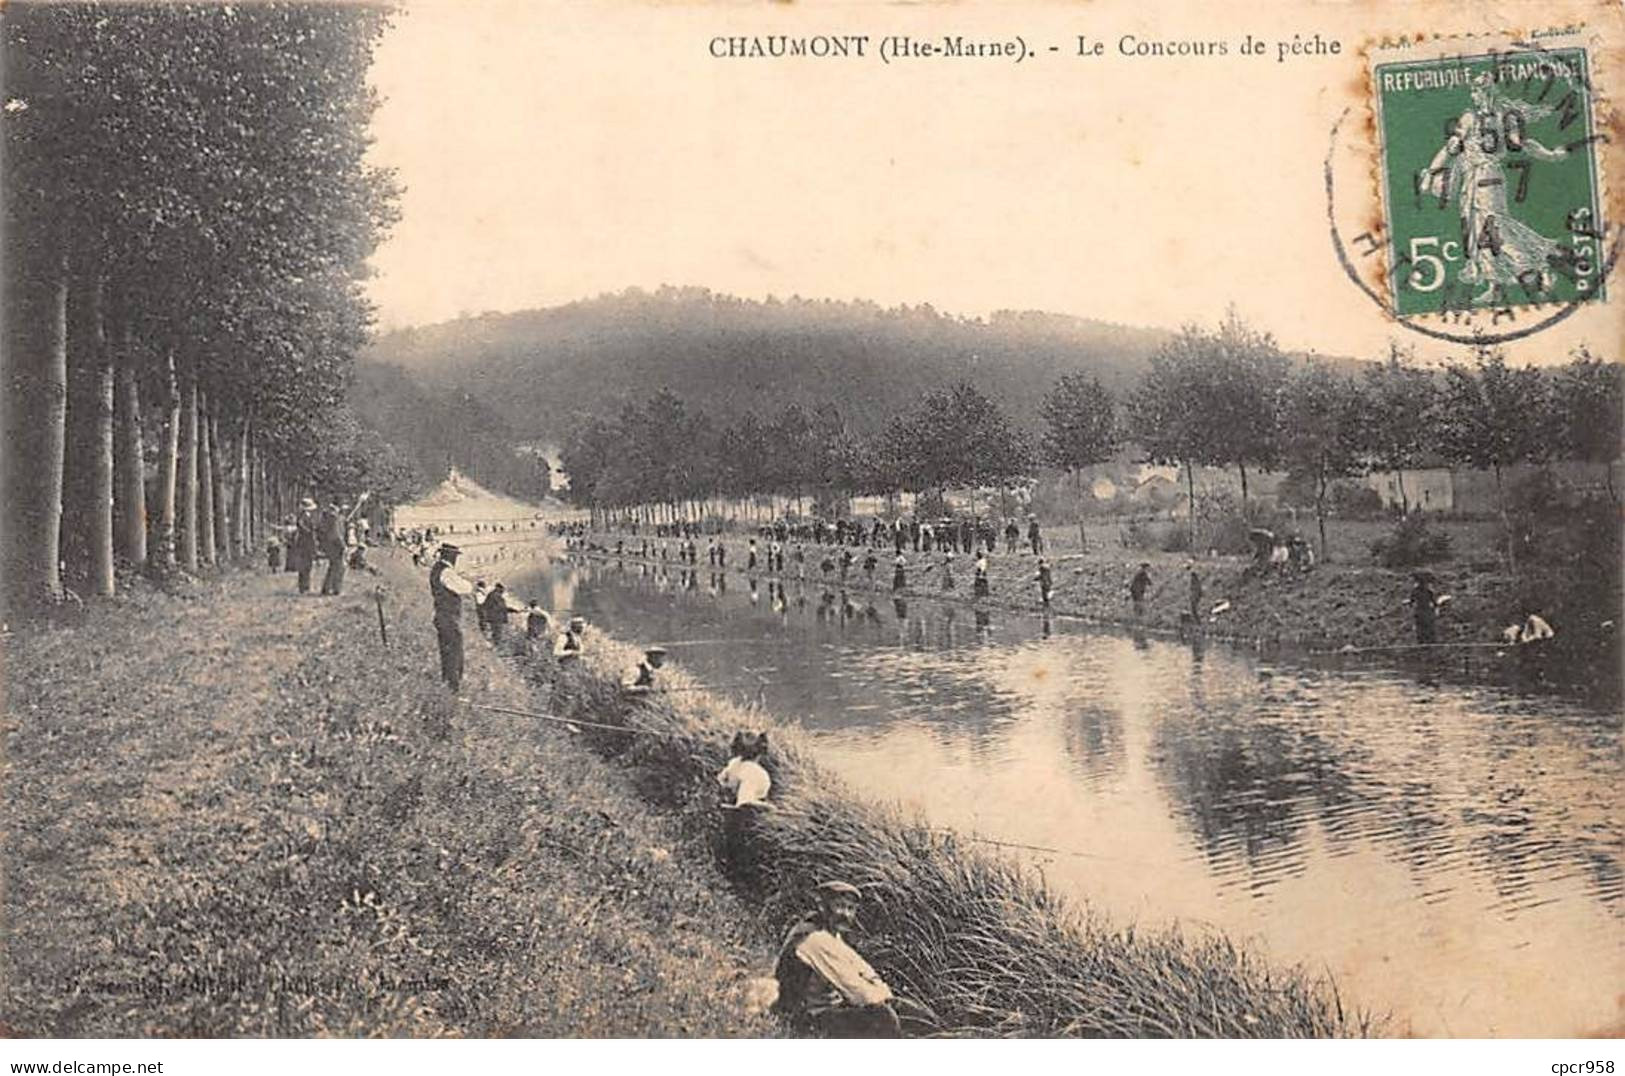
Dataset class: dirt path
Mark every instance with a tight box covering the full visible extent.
[2,556,781,1037]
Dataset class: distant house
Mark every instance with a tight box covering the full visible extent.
[1365,468,1454,512]
[1365,461,1621,514]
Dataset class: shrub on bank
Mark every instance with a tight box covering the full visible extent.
[1369,515,1453,568]
[545,636,1373,1038]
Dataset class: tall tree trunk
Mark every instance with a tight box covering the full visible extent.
[154,352,180,568]
[1495,463,1515,571]
[1316,469,1330,563]
[179,359,199,572]
[231,416,250,559]
[250,441,264,548]
[1185,461,1197,550]
[3,249,69,606]
[86,274,116,597]
[114,324,147,568]
[1238,463,1250,508]
[1393,468,1409,515]
[209,411,228,560]
[197,390,216,566]
[1074,469,1088,552]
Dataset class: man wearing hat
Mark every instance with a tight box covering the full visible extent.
[623,646,667,695]
[291,498,320,594]
[773,880,904,1037]
[318,501,347,596]
[429,544,473,692]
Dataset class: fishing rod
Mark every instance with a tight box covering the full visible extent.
[467,701,675,737]
[1308,640,1511,656]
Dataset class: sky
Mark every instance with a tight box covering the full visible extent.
[364,0,1622,365]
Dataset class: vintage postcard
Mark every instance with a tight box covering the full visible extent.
[1,0,1621,1057]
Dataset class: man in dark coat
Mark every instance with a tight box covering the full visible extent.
[291,499,320,594]
[480,582,514,643]
[1129,561,1152,617]
[1408,571,1439,644]
[319,502,347,596]
[429,544,472,692]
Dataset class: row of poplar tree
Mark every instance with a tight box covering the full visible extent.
[2,4,418,612]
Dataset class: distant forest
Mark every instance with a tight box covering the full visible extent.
[356,286,1180,456]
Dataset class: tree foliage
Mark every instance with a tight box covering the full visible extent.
[1041,373,1121,473]
[1356,345,1438,514]
[3,3,413,606]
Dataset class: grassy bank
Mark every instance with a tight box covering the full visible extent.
[1,556,780,1037]
[534,619,1376,1037]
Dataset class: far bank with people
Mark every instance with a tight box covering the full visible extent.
[551,516,1619,702]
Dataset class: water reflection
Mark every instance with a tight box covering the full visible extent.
[514,555,1623,1036]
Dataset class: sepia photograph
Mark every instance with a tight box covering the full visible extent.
[1,0,1621,1059]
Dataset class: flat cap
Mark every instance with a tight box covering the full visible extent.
[816,880,861,898]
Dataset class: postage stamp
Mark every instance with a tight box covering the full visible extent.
[1369,31,1607,318]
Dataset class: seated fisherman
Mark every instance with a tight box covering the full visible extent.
[772,881,904,1038]
[623,646,667,695]
[716,730,772,808]
[554,615,586,664]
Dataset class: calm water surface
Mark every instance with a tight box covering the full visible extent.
[512,555,1622,1037]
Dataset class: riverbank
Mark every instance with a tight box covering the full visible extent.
[1,554,780,1036]
[4,549,1375,1038]
[520,595,1376,1037]
[567,528,1621,703]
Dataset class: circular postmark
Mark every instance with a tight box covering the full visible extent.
[1327,32,1621,345]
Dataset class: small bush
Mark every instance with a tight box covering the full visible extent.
[1369,514,1453,568]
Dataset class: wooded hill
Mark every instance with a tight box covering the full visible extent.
[360,287,1175,440]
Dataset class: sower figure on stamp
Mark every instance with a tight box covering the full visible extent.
[429,544,472,693]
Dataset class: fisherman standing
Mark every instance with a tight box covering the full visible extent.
[1407,571,1439,644]
[480,582,516,643]
[1129,561,1152,618]
[319,501,348,596]
[972,553,990,599]
[1035,557,1053,606]
[291,498,320,594]
[1027,517,1043,556]
[525,600,552,655]
[892,553,907,592]
[429,544,473,693]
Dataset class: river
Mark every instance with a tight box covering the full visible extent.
[505,553,1621,1037]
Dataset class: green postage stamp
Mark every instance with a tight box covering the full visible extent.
[1370,31,1607,317]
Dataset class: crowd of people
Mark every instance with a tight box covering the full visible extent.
[266,495,378,596]
[554,514,1068,612]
